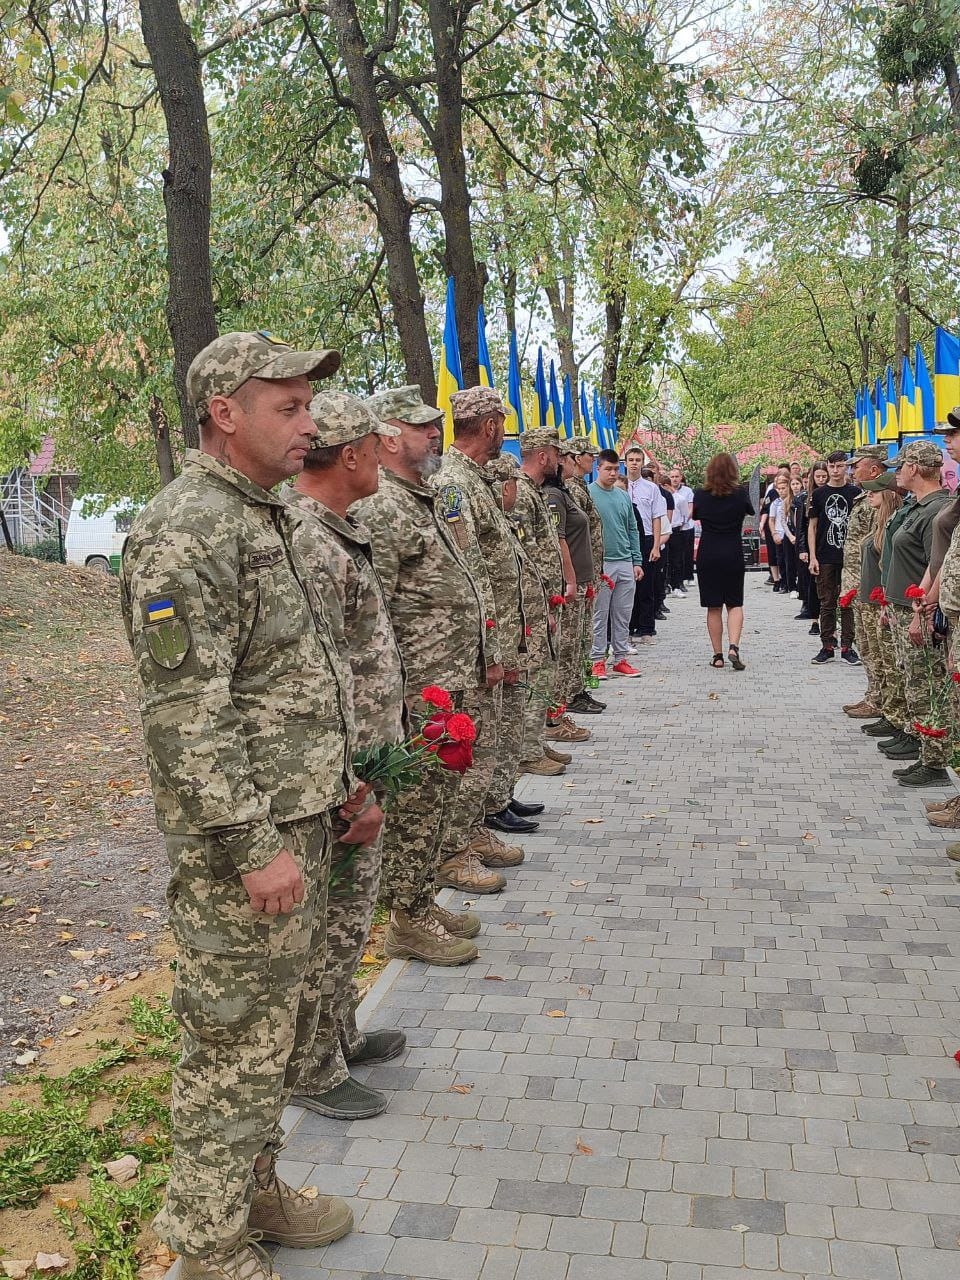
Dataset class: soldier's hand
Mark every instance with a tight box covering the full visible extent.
[485,662,505,688]
[242,849,304,916]
[341,782,372,817]
[341,802,385,847]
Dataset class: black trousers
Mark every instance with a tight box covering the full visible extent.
[669,536,687,590]
[630,534,657,636]
[680,529,695,581]
[777,540,797,593]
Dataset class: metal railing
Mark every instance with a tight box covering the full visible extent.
[0,469,71,547]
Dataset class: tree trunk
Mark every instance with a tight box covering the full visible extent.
[943,52,960,131]
[429,0,482,388]
[149,393,177,487]
[327,0,437,401]
[138,0,218,451]
[892,185,911,367]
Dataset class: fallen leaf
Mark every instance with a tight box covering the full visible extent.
[34,1255,69,1273]
[299,1186,319,1201]
[484,975,505,981]
[448,1082,474,1094]
[103,1154,140,1184]
[641,813,657,819]
[583,818,604,825]
[14,1050,38,1066]
[359,952,378,965]
[570,879,587,887]
[577,985,591,996]
[546,1009,567,1018]
[1,1262,31,1279]
[802,832,814,840]
[68,949,95,960]
[54,1197,78,1211]
[574,1139,593,1155]
[126,932,148,943]
[731,1224,750,1234]
[63,1028,81,1038]
[880,887,893,896]
[708,691,719,700]
[58,995,78,1008]
[583,936,596,941]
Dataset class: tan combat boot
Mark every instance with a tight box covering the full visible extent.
[384,907,479,963]
[437,850,506,894]
[519,755,566,776]
[927,796,960,828]
[545,717,590,743]
[180,1235,277,1280]
[544,743,573,764]
[469,827,524,867]
[927,794,959,812]
[430,901,482,939]
[561,713,591,740]
[247,1165,353,1249]
[843,700,880,718]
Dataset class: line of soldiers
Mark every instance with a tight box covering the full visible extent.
[119,332,608,1280]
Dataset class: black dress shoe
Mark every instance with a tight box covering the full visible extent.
[508,798,544,818]
[654,610,667,621]
[485,808,539,834]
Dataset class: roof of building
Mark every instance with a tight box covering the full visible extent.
[624,421,817,469]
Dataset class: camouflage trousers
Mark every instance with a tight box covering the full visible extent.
[874,609,909,731]
[581,591,595,686]
[557,590,586,704]
[296,829,382,1096]
[153,813,332,1256]
[379,762,460,917]
[441,684,502,857]
[520,662,557,761]
[852,600,881,706]
[889,604,951,766]
[486,679,528,813]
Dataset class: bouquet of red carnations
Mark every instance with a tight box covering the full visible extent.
[351,685,477,804]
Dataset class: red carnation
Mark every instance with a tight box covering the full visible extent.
[601,573,615,590]
[485,618,496,629]
[869,587,888,606]
[952,671,960,684]
[435,740,474,774]
[954,1049,960,1065]
[914,721,948,739]
[585,585,596,601]
[839,589,857,609]
[421,685,453,712]
[549,594,566,608]
[524,625,532,637]
[445,712,477,744]
[421,716,447,742]
[905,584,926,600]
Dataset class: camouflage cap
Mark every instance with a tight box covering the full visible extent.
[520,426,561,452]
[309,390,400,447]
[569,434,599,456]
[365,385,443,425]
[187,330,340,420]
[484,452,521,482]
[861,470,902,492]
[891,439,943,469]
[850,444,890,466]
[946,405,960,432]
[558,437,581,456]
[450,386,506,420]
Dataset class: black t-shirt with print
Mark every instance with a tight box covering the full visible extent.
[810,483,860,565]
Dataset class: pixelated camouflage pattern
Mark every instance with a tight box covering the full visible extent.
[120,452,354,877]
[557,589,587,702]
[153,814,331,1255]
[487,681,527,812]
[875,611,910,731]
[568,434,598,457]
[436,447,521,666]
[521,664,557,762]
[852,600,881,706]
[850,444,890,464]
[939,519,960,616]
[439,684,502,856]
[379,763,461,915]
[365,384,443,424]
[484,452,520,482]
[450,386,506,419]
[513,473,564,598]
[353,468,490,692]
[186,331,340,421]
[308,389,400,445]
[888,604,951,765]
[892,439,944,469]
[282,488,405,750]
[520,426,562,451]
[840,493,876,595]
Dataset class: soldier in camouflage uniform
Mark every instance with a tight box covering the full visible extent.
[434,387,529,871]
[868,482,914,737]
[840,445,888,718]
[481,452,553,824]
[565,436,606,716]
[281,391,407,1123]
[120,333,385,1277]
[513,428,566,775]
[356,386,499,963]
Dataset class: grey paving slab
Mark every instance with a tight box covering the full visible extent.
[270,581,960,1279]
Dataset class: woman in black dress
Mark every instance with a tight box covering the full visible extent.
[692,452,755,669]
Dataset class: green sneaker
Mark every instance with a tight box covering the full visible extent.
[290,1076,388,1120]
[892,761,923,779]
[863,717,898,736]
[899,766,951,789]
[882,735,921,759]
[346,1029,406,1066]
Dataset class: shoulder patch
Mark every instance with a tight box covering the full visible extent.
[437,484,465,523]
[247,547,285,569]
[142,590,192,670]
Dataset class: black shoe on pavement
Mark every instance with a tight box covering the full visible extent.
[485,808,539,834]
[346,1029,407,1066]
[794,610,812,620]
[654,610,668,621]
[881,735,921,759]
[292,1076,388,1120]
[509,798,544,818]
[808,622,820,635]
[840,647,861,665]
[893,761,923,778]
[582,692,606,709]
[811,647,834,663]
[899,765,951,788]
[567,692,603,715]
[863,717,898,736]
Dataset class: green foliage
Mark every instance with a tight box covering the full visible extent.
[875,2,954,85]
[18,536,64,563]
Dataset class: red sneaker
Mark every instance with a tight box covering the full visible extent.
[611,660,640,677]
[591,660,608,681]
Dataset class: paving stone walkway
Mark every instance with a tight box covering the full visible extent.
[277,578,960,1280]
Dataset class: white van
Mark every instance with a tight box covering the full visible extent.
[64,496,139,573]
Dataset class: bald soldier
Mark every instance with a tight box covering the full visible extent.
[282,391,407,1123]
[121,332,384,1278]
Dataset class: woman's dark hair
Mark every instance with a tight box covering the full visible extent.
[704,451,740,497]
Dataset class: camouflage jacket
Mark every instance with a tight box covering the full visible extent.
[120,451,354,875]
[840,492,876,594]
[514,472,564,598]
[940,518,960,619]
[435,446,520,667]
[567,474,604,583]
[282,488,405,751]
[352,467,489,694]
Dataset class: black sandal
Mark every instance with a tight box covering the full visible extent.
[728,644,745,671]
[711,653,724,668]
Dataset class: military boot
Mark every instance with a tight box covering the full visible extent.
[862,717,898,736]
[180,1235,277,1280]
[927,796,960,827]
[384,907,479,963]
[926,794,959,812]
[430,901,481,938]
[544,716,590,743]
[899,765,950,788]
[248,1165,353,1249]
[469,827,524,867]
[843,700,880,718]
[519,755,565,776]
[544,744,573,764]
[945,842,960,861]
[437,850,506,894]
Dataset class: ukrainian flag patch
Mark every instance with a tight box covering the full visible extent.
[146,597,176,622]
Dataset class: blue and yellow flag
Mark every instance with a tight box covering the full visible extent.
[881,366,898,440]
[934,327,960,424]
[561,373,574,439]
[916,342,935,434]
[608,397,618,449]
[504,330,524,455]
[579,381,591,440]
[593,390,608,449]
[477,305,494,389]
[548,360,561,428]
[899,355,917,437]
[437,277,463,450]
[533,347,549,427]
[875,375,887,443]
[854,388,862,449]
